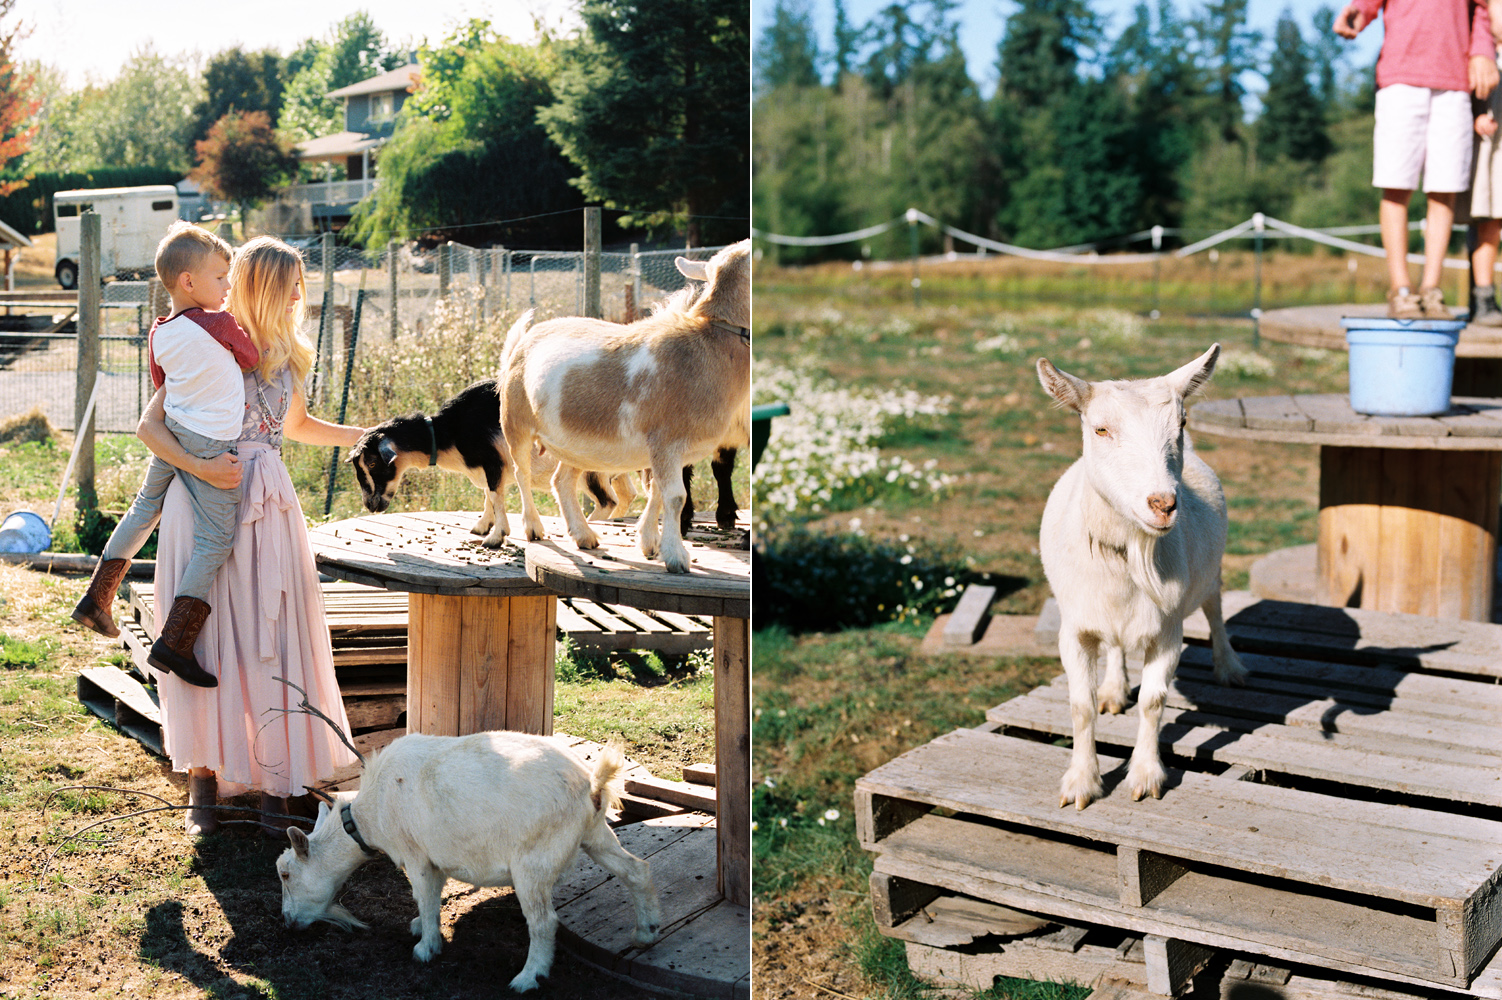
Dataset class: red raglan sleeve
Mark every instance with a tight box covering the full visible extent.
[194,310,260,372]
[1473,0,1496,59]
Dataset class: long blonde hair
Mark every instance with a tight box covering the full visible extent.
[228,236,313,384]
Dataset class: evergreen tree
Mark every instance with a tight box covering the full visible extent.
[1258,12,1331,163]
[540,0,749,246]
[1193,0,1261,143]
[755,0,821,93]
[832,0,861,84]
[996,0,1100,110]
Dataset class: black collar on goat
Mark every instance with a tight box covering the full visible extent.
[341,803,382,857]
[422,415,438,466]
[709,319,750,346]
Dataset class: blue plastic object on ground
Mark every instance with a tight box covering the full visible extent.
[1340,317,1465,417]
[0,510,51,553]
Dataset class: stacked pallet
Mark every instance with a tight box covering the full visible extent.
[860,596,1502,998]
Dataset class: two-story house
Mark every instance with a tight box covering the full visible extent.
[286,61,420,229]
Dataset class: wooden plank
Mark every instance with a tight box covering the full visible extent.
[603,603,675,634]
[906,938,1139,994]
[78,665,159,724]
[1119,847,1189,908]
[714,615,749,908]
[1318,446,1382,611]
[1182,594,1502,680]
[568,598,637,634]
[458,595,508,735]
[1239,395,1313,432]
[683,763,715,786]
[943,585,997,647]
[504,595,554,735]
[1143,934,1214,997]
[623,775,716,813]
[1293,395,1383,438]
[871,870,941,930]
[1187,398,1246,430]
[409,592,461,737]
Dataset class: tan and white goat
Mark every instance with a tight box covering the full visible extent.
[276,731,660,993]
[1037,345,1247,811]
[498,240,751,572]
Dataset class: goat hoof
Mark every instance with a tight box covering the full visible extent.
[1217,662,1249,688]
[413,939,440,963]
[508,971,541,993]
[482,530,507,549]
[634,924,660,946]
[1098,696,1127,715]
[410,917,422,937]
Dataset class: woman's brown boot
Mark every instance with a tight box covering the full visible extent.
[71,558,129,638]
[148,597,218,687]
[186,771,218,836]
[260,793,293,838]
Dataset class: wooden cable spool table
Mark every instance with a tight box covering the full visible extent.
[307,510,558,735]
[1190,394,1502,621]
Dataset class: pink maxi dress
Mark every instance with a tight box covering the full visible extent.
[154,366,358,797]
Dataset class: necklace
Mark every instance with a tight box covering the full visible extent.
[252,370,289,434]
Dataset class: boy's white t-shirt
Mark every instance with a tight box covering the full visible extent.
[152,312,246,441]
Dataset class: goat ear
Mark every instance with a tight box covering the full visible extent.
[316,801,330,823]
[676,256,707,281]
[1037,358,1092,413]
[289,826,310,859]
[1165,343,1221,401]
[378,437,399,464]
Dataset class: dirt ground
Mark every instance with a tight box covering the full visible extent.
[0,562,691,1000]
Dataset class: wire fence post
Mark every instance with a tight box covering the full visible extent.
[387,241,399,341]
[1150,224,1163,319]
[74,211,101,512]
[439,241,451,299]
[1251,212,1265,349]
[584,206,602,319]
[627,242,640,322]
[503,249,511,312]
[906,207,921,307]
[1208,249,1219,314]
[317,231,334,406]
[324,271,367,516]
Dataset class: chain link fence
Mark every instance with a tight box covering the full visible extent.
[0,240,727,435]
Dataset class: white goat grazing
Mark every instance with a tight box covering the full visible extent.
[276,732,661,993]
[498,239,751,573]
[1037,344,1247,810]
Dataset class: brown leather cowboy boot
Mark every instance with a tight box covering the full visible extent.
[147,596,218,687]
[71,558,129,638]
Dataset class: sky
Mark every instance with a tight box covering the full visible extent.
[750,0,1385,99]
[16,0,581,89]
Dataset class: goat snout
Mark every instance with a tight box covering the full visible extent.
[1147,491,1177,526]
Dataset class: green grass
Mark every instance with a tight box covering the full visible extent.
[0,633,53,670]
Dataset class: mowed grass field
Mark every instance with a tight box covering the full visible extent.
[750,265,1352,999]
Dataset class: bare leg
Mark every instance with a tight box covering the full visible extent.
[1058,627,1104,810]
[1475,218,1502,280]
[1381,189,1415,291]
[1421,191,1456,291]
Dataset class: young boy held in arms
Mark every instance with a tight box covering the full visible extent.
[72,221,257,688]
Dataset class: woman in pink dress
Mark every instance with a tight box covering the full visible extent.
[137,235,363,833]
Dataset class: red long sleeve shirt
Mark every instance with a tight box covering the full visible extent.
[1351,0,1495,92]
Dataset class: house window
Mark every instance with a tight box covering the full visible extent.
[371,92,394,123]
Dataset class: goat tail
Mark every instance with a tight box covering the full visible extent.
[589,741,627,815]
[500,308,535,369]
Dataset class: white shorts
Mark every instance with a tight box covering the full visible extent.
[1372,84,1474,193]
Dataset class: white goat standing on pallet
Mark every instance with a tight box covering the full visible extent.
[1037,344,1247,810]
[276,732,660,993]
[498,240,751,573]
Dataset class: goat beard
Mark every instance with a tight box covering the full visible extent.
[317,902,369,932]
[1126,531,1179,612]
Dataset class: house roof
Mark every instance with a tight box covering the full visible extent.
[326,63,420,99]
[294,131,387,161]
[0,218,32,248]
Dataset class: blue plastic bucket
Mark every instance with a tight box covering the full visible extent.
[1341,318,1465,417]
[0,511,51,554]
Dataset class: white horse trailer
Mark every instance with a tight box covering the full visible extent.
[53,185,179,289]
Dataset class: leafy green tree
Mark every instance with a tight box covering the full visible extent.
[540,0,749,246]
[1258,12,1331,164]
[190,111,300,222]
[755,0,821,93]
[348,36,580,246]
[278,12,405,143]
[39,48,202,173]
[832,0,861,84]
[191,47,284,147]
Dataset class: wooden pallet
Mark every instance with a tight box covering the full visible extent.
[858,601,1502,993]
[124,580,714,662]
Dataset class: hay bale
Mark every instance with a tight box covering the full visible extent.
[0,407,57,444]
